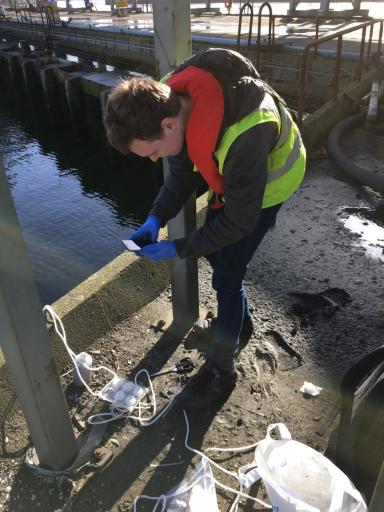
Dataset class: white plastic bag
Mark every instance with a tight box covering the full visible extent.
[166,458,220,512]
[134,458,220,512]
[239,423,367,512]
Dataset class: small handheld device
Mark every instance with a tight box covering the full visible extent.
[122,239,156,251]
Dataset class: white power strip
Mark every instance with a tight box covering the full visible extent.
[99,376,149,411]
[43,304,182,426]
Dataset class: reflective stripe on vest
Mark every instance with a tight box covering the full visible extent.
[214,93,306,209]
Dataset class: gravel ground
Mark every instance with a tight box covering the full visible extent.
[1,137,384,511]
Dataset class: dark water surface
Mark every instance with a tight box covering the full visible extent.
[0,95,161,305]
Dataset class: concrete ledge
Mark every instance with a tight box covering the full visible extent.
[49,191,209,365]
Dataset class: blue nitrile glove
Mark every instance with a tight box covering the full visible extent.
[129,215,161,243]
[138,240,177,261]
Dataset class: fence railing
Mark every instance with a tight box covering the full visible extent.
[297,18,383,122]
[237,1,275,61]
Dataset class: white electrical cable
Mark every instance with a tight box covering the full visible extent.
[43,305,114,397]
[44,305,181,427]
[46,305,272,510]
[134,452,270,512]
[135,410,273,511]
[133,493,166,512]
[182,410,272,510]
[133,464,208,512]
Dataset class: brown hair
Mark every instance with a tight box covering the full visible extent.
[104,77,181,154]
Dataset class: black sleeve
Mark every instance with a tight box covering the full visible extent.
[174,121,277,258]
[149,144,206,226]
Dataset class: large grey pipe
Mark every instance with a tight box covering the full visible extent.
[327,112,384,194]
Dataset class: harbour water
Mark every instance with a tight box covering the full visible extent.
[0,93,161,305]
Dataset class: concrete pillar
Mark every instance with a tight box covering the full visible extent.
[21,59,39,91]
[40,66,58,105]
[100,88,109,119]
[64,75,83,118]
[153,0,192,75]
[0,162,78,471]
[320,0,330,14]
[0,53,12,88]
[153,0,199,334]
[288,0,300,13]
[7,53,21,85]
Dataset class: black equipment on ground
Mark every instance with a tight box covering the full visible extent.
[150,358,196,378]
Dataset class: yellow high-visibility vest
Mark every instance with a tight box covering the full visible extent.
[213,92,306,208]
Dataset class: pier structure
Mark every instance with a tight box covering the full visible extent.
[0,0,383,483]
[0,4,382,135]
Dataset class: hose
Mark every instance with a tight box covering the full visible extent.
[327,111,384,194]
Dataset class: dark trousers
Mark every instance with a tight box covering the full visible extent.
[205,203,282,372]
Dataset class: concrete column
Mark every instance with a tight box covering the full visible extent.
[0,162,78,471]
[64,75,83,118]
[320,0,330,14]
[40,67,57,105]
[7,54,21,84]
[288,0,300,13]
[100,88,109,119]
[153,0,192,76]
[21,59,40,93]
[0,53,12,87]
[153,0,199,333]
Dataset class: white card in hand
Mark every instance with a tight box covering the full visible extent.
[122,240,141,251]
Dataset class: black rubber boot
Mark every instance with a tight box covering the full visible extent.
[177,363,238,411]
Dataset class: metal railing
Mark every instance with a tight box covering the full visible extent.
[237,1,274,58]
[256,1,273,68]
[237,2,253,50]
[15,7,32,23]
[297,18,384,122]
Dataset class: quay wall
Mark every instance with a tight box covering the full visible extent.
[0,44,380,147]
